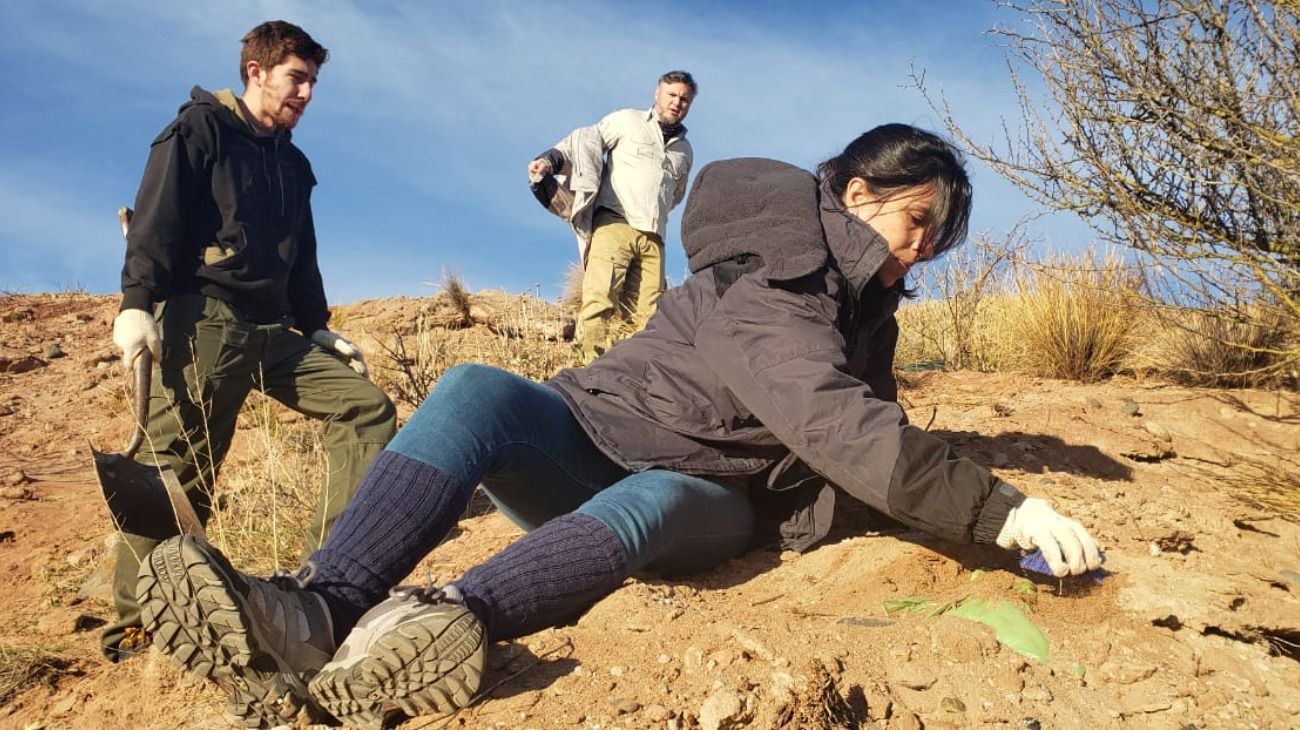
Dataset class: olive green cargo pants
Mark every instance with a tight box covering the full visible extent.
[100,295,396,661]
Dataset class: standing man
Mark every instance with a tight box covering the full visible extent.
[529,71,696,363]
[102,20,397,664]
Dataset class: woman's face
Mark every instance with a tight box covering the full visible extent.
[842,178,936,287]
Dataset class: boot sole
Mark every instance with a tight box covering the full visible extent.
[136,536,311,728]
[308,606,486,729]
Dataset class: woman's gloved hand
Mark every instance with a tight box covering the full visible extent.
[997,497,1103,577]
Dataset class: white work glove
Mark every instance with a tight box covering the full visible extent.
[112,308,162,371]
[310,329,368,376]
[996,497,1103,577]
[527,158,552,183]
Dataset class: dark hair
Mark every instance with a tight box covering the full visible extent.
[659,70,698,96]
[240,21,329,85]
[818,124,971,261]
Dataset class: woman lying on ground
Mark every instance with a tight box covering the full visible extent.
[137,123,1102,729]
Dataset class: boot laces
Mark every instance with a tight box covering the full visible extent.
[268,561,318,591]
[387,569,462,605]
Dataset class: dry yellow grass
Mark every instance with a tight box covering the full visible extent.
[1007,252,1140,382]
[207,294,577,571]
[1127,306,1295,388]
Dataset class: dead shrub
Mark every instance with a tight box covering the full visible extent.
[1134,306,1294,388]
[900,234,1024,372]
[1009,251,1139,382]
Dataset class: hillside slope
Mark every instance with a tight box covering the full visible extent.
[1,292,1297,729]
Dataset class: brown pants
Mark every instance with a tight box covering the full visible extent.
[576,215,665,364]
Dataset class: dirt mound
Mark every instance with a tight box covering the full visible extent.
[1,292,1297,728]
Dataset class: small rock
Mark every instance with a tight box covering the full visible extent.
[1021,719,1042,730]
[0,404,13,417]
[698,689,747,730]
[990,665,1025,693]
[37,612,78,637]
[941,696,967,712]
[50,694,78,715]
[0,531,15,543]
[609,665,625,677]
[992,402,1014,417]
[643,704,671,722]
[1100,659,1158,684]
[76,312,94,323]
[1143,421,1173,442]
[1,485,35,500]
[1086,398,1103,410]
[684,646,705,671]
[610,698,640,715]
[77,556,116,602]
[62,593,82,607]
[1022,686,1053,702]
[1120,400,1141,417]
[4,470,30,487]
[1279,570,1300,586]
[992,452,1011,468]
[0,348,46,374]
[1154,530,1195,554]
[44,344,66,359]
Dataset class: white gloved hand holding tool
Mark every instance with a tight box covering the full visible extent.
[310,329,368,376]
[112,308,162,370]
[997,497,1103,577]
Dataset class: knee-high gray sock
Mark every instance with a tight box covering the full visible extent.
[454,512,628,642]
[308,451,472,641]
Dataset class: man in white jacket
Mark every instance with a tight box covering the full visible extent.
[529,71,696,363]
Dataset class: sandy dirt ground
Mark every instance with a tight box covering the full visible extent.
[0,292,1297,729]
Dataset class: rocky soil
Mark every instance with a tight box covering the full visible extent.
[1,292,1297,729]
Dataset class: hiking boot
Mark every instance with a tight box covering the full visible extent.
[308,586,486,729]
[136,535,336,728]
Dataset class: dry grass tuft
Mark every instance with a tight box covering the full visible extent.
[1216,454,1300,522]
[441,271,474,329]
[774,660,858,729]
[1009,252,1139,382]
[208,394,327,573]
[561,261,584,313]
[1132,307,1294,388]
[0,644,72,707]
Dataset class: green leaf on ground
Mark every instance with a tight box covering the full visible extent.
[947,598,1051,663]
[882,597,936,615]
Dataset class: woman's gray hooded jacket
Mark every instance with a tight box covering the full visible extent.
[549,158,1023,551]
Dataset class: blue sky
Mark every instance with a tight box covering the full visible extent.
[0,0,1092,304]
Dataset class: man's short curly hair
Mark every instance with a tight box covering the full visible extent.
[240,20,329,85]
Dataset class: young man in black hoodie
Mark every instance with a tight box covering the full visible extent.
[103,20,396,667]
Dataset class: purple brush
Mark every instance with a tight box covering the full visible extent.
[1020,548,1108,583]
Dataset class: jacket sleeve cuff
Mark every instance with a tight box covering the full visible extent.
[537,148,565,171]
[120,287,155,313]
[973,481,1026,544]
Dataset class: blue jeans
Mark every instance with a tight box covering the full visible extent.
[386,363,754,575]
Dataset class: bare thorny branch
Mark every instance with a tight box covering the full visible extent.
[915,0,1300,381]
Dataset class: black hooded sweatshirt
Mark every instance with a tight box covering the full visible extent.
[120,86,330,333]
